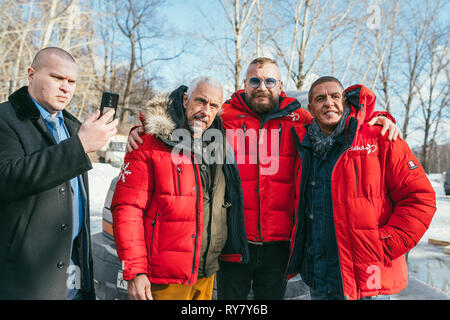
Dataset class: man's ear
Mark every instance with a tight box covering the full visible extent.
[343,97,348,108]
[27,67,35,84]
[183,93,188,109]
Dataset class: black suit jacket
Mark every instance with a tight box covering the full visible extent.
[0,86,95,299]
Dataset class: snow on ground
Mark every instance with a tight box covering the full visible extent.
[88,164,450,297]
[406,173,450,297]
[88,163,120,235]
[423,174,450,243]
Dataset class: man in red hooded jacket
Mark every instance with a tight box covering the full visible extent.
[286,76,436,300]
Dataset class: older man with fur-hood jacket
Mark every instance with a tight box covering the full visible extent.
[111,77,249,300]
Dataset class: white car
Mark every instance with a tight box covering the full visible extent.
[97,135,127,167]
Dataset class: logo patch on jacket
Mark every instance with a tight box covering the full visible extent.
[287,112,300,121]
[118,162,132,183]
[349,143,377,154]
[407,160,418,170]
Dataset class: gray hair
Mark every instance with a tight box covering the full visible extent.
[186,76,223,102]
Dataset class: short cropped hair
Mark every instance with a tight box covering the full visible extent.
[308,76,344,103]
[248,57,278,68]
[246,57,279,77]
[31,47,76,70]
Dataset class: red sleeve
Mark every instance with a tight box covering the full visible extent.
[299,108,313,122]
[111,135,154,280]
[380,138,436,259]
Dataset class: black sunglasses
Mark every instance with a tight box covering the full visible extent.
[248,77,279,89]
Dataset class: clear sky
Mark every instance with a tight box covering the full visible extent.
[154,1,230,92]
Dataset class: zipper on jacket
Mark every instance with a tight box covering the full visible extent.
[177,165,182,195]
[242,122,248,155]
[354,160,359,198]
[203,183,214,274]
[278,123,282,155]
[150,210,159,257]
[284,137,312,280]
[256,122,264,241]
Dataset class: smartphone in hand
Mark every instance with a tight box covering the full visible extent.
[100,92,119,121]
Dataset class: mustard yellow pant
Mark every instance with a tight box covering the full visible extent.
[151,274,215,300]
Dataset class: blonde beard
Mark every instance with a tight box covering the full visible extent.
[247,95,278,114]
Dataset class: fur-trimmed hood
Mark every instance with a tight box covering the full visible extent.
[140,85,224,142]
[141,93,176,141]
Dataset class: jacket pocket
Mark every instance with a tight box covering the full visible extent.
[217,202,231,249]
[176,165,182,195]
[278,123,282,154]
[379,229,392,267]
[149,211,159,257]
[7,214,28,262]
[354,160,359,198]
[242,122,248,155]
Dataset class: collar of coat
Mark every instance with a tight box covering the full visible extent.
[8,86,81,126]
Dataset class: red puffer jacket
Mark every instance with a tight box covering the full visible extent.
[221,90,312,244]
[111,130,205,284]
[287,84,436,299]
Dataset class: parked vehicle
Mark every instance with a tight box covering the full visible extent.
[92,177,128,300]
[97,135,127,168]
[444,166,450,195]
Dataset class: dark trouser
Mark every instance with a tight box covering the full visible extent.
[217,243,290,300]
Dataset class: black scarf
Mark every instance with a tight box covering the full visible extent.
[307,107,350,158]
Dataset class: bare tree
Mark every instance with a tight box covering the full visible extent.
[274,0,355,90]
[393,0,444,139]
[415,33,449,173]
[0,0,99,113]
[361,0,400,112]
[218,0,259,91]
[112,0,183,129]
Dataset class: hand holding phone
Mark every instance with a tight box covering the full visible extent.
[100,92,119,120]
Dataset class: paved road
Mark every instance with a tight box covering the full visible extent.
[392,276,449,300]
